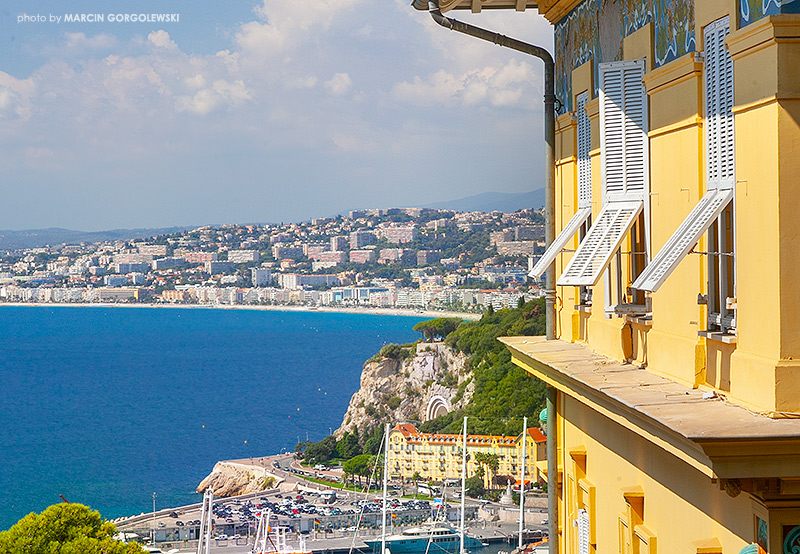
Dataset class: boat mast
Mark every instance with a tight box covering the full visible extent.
[460,416,467,554]
[518,417,527,550]
[197,488,214,554]
[381,422,390,554]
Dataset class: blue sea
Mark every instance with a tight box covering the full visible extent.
[0,306,425,531]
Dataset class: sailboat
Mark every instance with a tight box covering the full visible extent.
[251,511,312,554]
[364,419,486,554]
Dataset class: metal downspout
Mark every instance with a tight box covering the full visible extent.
[425,5,559,552]
[546,386,557,554]
[427,0,557,341]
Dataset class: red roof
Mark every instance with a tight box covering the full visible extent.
[525,428,547,444]
[391,423,546,446]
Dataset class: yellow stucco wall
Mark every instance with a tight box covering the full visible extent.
[550,6,800,413]
[556,392,762,552]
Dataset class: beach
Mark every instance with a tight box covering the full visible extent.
[0,301,481,321]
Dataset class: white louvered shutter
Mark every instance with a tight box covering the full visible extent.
[632,188,733,291]
[557,201,642,287]
[705,18,735,190]
[632,19,736,292]
[576,91,592,209]
[600,60,648,202]
[558,60,648,287]
[577,509,590,554]
[529,92,594,281]
[529,207,592,280]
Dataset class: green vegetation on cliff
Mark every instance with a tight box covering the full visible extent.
[297,298,546,463]
[418,298,546,436]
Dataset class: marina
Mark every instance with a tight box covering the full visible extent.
[114,450,547,554]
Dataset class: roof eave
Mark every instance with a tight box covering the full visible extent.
[411,0,539,14]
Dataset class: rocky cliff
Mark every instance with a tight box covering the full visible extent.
[335,341,472,437]
[196,461,282,496]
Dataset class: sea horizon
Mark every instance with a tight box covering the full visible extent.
[0,306,426,531]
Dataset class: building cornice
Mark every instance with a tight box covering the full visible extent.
[501,336,800,480]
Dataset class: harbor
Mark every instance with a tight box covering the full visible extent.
[113,453,548,554]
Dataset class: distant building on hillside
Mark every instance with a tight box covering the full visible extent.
[350,249,376,264]
[417,250,442,266]
[251,268,273,286]
[330,236,349,251]
[379,224,418,244]
[350,230,377,249]
[138,244,168,257]
[228,249,259,264]
[205,261,235,275]
[271,245,304,260]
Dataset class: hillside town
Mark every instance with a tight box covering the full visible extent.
[0,207,545,312]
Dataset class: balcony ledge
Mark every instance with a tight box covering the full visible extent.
[501,336,800,479]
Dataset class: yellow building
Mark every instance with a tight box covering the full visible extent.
[413,0,800,552]
[387,423,546,486]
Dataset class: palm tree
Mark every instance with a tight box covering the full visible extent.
[412,471,422,499]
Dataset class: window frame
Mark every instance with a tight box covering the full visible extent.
[557,59,650,309]
[529,90,594,282]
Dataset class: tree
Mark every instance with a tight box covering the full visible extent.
[343,454,376,488]
[303,436,337,465]
[336,432,361,460]
[0,503,145,554]
[374,343,411,361]
[413,318,461,342]
[473,452,500,489]
[411,471,422,499]
[464,475,486,498]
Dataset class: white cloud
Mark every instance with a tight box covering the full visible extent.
[284,75,318,90]
[64,32,117,50]
[235,20,286,58]
[0,71,35,119]
[184,74,207,89]
[234,0,367,69]
[252,0,365,32]
[331,133,376,152]
[177,79,251,115]
[392,59,537,109]
[392,70,463,106]
[0,0,553,229]
[325,73,352,96]
[148,30,178,50]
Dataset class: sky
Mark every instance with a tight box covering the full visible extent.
[0,1,553,231]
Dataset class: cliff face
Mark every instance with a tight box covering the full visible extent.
[196,462,282,496]
[335,341,472,437]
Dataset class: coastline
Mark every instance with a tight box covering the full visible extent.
[0,302,481,320]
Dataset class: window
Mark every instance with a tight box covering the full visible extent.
[578,509,590,554]
[557,60,650,317]
[631,17,736,335]
[619,487,656,554]
[529,91,593,282]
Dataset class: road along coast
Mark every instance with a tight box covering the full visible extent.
[115,453,547,553]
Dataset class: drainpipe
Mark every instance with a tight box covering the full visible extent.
[546,387,557,554]
[424,7,559,551]
[427,0,557,341]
